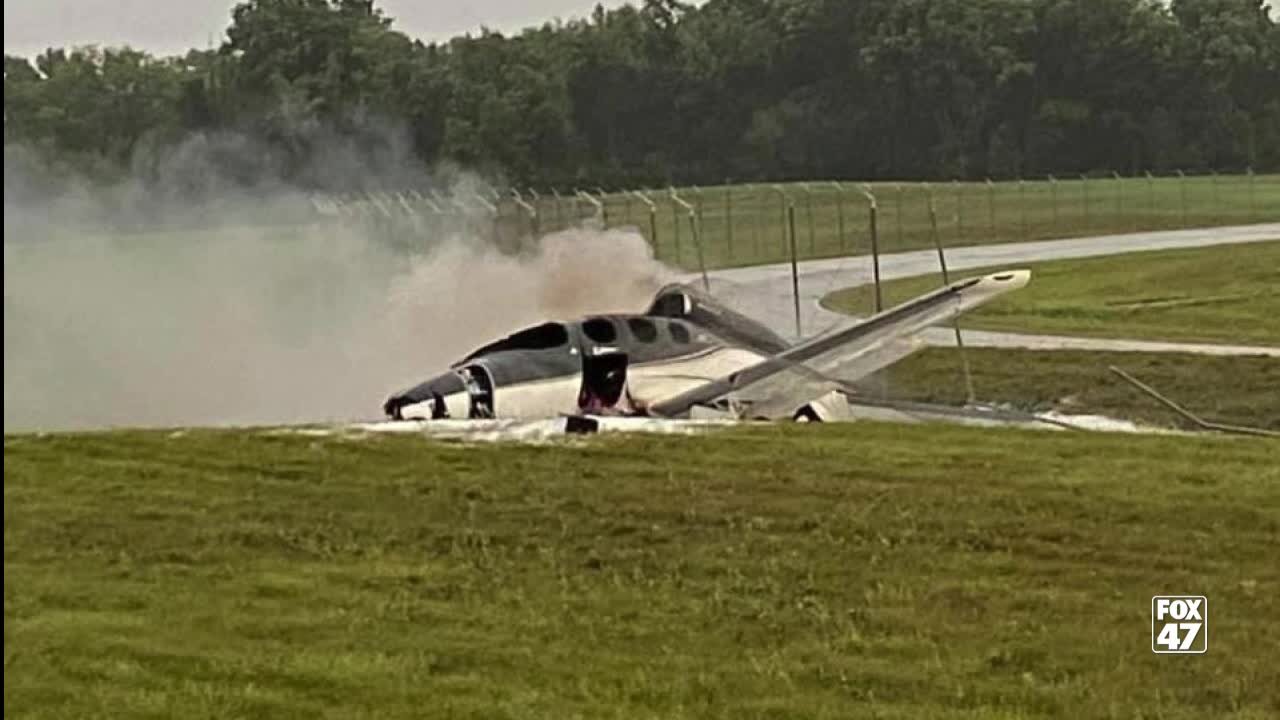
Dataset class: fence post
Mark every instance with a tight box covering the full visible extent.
[526,188,540,232]
[1018,178,1028,240]
[1248,166,1257,220]
[671,190,707,289]
[512,189,538,239]
[421,192,443,244]
[1080,174,1090,230]
[724,184,734,262]
[576,189,603,230]
[771,184,789,264]
[923,182,934,228]
[1145,171,1154,217]
[691,208,708,289]
[953,179,963,244]
[861,184,883,314]
[668,187,683,266]
[632,190,659,260]
[895,183,904,249]
[928,189,976,404]
[1176,169,1187,227]
[986,178,995,239]
[690,184,701,217]
[749,184,761,260]
[418,189,441,218]
[1048,174,1058,231]
[594,186,609,227]
[801,182,816,254]
[477,192,500,246]
[431,189,460,238]
[552,189,564,231]
[691,184,706,261]
[787,203,801,337]
[1112,171,1123,228]
[927,185,941,261]
[830,181,847,255]
[1211,169,1219,223]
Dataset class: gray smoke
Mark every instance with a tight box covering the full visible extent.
[4,135,672,432]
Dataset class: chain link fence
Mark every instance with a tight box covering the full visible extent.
[314,170,1279,271]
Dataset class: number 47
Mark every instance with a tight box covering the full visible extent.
[1157,622,1201,650]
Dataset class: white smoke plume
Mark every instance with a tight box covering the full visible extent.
[4,136,673,431]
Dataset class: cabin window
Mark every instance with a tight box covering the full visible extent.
[461,322,569,361]
[582,317,618,343]
[669,321,691,344]
[627,318,658,343]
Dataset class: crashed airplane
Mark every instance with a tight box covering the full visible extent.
[382,270,1030,429]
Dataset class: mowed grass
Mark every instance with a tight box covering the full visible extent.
[853,348,1280,430]
[5,425,1279,719]
[823,240,1280,345]
[559,173,1280,269]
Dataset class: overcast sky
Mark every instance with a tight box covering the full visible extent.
[6,1,1274,58]
[3,0,628,57]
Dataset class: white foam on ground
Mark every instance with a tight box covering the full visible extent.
[272,410,1178,445]
[342,416,740,444]
[1034,411,1182,435]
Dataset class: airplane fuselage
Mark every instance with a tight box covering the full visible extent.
[385,314,769,421]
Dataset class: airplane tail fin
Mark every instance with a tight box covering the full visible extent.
[645,282,792,355]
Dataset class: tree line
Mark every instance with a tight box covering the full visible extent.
[4,0,1278,190]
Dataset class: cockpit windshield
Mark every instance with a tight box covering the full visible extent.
[459,322,569,363]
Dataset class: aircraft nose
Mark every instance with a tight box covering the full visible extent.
[384,371,466,420]
[383,396,404,419]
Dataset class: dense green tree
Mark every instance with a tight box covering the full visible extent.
[5,47,184,174]
[5,0,1278,188]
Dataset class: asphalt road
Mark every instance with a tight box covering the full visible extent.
[692,223,1280,357]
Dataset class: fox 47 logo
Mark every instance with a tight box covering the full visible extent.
[1151,596,1207,654]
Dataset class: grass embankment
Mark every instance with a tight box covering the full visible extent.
[5,425,1279,718]
[824,240,1280,345]
[572,173,1280,268]
[854,348,1280,430]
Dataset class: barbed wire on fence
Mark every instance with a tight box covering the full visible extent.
[308,170,1276,271]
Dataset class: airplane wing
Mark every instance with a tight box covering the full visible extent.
[726,335,926,419]
[646,270,1030,419]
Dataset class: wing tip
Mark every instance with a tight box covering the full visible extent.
[981,268,1031,289]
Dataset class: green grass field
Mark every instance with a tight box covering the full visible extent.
[5,424,1279,719]
[10,175,1279,718]
[823,240,1280,345]
[854,348,1280,430]
[536,173,1280,269]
